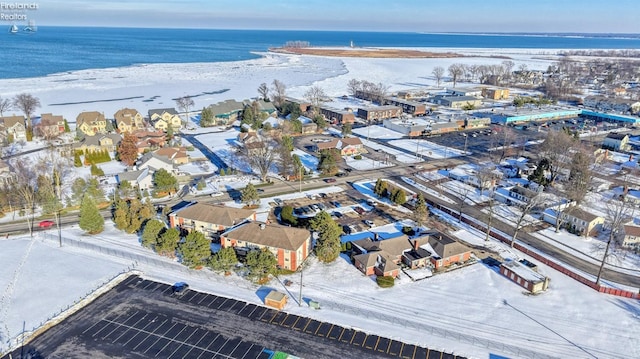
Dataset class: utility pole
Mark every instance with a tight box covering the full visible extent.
[298,269,303,307]
[299,166,302,193]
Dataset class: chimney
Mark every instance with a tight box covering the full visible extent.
[412,240,419,250]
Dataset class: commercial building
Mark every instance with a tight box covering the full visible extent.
[319,107,355,125]
[500,259,550,294]
[384,97,427,116]
[431,95,482,109]
[357,106,402,121]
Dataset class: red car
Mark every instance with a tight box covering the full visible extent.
[324,178,337,183]
[353,206,365,215]
[39,220,55,228]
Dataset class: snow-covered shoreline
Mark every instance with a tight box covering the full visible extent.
[0,47,561,122]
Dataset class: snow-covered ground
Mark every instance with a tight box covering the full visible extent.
[390,139,470,159]
[2,215,638,359]
[344,155,394,171]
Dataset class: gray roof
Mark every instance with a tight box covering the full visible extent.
[74,133,122,147]
[117,168,149,183]
[209,100,244,116]
[148,108,177,117]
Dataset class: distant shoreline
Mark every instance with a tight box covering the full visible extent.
[269,46,466,59]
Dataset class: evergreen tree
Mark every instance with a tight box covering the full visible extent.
[291,119,302,134]
[414,193,428,227]
[86,177,105,202]
[141,219,165,249]
[113,196,129,230]
[241,183,260,206]
[341,123,352,136]
[90,164,104,176]
[179,231,211,269]
[63,119,71,132]
[373,178,388,198]
[318,149,339,175]
[245,248,277,282]
[309,211,341,262]
[281,135,294,152]
[154,168,178,194]
[200,106,215,127]
[79,195,104,234]
[74,151,82,167]
[125,198,143,233]
[392,189,407,205]
[280,205,298,226]
[166,125,174,140]
[208,247,238,274]
[219,168,226,176]
[70,178,87,206]
[156,227,180,257]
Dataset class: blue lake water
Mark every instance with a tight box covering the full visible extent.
[2,27,639,79]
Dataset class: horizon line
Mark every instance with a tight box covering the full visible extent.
[21,25,640,36]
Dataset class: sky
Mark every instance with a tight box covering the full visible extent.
[7,0,640,33]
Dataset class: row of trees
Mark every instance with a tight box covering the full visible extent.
[373,179,407,205]
[431,61,518,88]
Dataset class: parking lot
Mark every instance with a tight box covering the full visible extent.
[3,275,465,359]
[277,185,408,233]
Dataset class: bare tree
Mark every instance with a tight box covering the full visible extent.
[456,184,474,223]
[13,93,40,128]
[235,134,279,182]
[432,66,445,87]
[553,146,595,233]
[538,129,578,185]
[7,159,39,236]
[476,164,498,241]
[511,193,544,247]
[448,63,464,88]
[373,82,389,104]
[0,96,11,117]
[270,79,287,108]
[502,60,515,81]
[596,197,634,285]
[175,96,195,129]
[257,83,269,101]
[346,79,361,96]
[304,85,328,114]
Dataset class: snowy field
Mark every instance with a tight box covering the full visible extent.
[1,217,638,359]
[390,139,470,159]
[292,149,319,174]
[344,155,394,171]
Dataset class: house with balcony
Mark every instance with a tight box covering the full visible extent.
[114,108,145,133]
[148,108,182,132]
[220,221,311,271]
[0,115,27,141]
[603,132,631,151]
[76,111,108,136]
[169,202,257,236]
[543,206,604,236]
[73,133,122,153]
[35,113,65,138]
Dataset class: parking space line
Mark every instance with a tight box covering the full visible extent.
[112,313,150,343]
[196,293,209,305]
[289,316,301,330]
[260,310,277,323]
[329,326,343,340]
[202,294,218,307]
[376,337,390,354]
[364,335,377,349]
[240,344,257,359]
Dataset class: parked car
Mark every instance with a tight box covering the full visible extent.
[38,220,55,228]
[333,211,343,218]
[364,220,375,227]
[336,172,347,177]
[257,188,265,193]
[274,198,284,206]
[171,282,189,296]
[316,203,326,211]
[353,206,365,215]
[324,178,337,183]
[332,201,341,208]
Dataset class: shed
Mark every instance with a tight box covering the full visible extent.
[265,290,288,310]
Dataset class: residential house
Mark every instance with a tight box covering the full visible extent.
[148,108,182,131]
[301,122,318,134]
[76,111,108,136]
[352,235,419,277]
[35,113,65,138]
[0,115,27,141]
[542,207,604,236]
[500,259,550,294]
[116,167,154,191]
[169,202,257,236]
[508,185,539,204]
[137,152,176,174]
[315,137,364,156]
[245,99,277,117]
[622,222,640,250]
[423,232,472,270]
[603,132,631,151]
[73,133,122,153]
[0,159,12,184]
[220,221,311,271]
[154,147,189,165]
[114,108,145,133]
[134,130,167,153]
[208,100,245,125]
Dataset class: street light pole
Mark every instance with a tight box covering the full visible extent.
[298,269,303,307]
